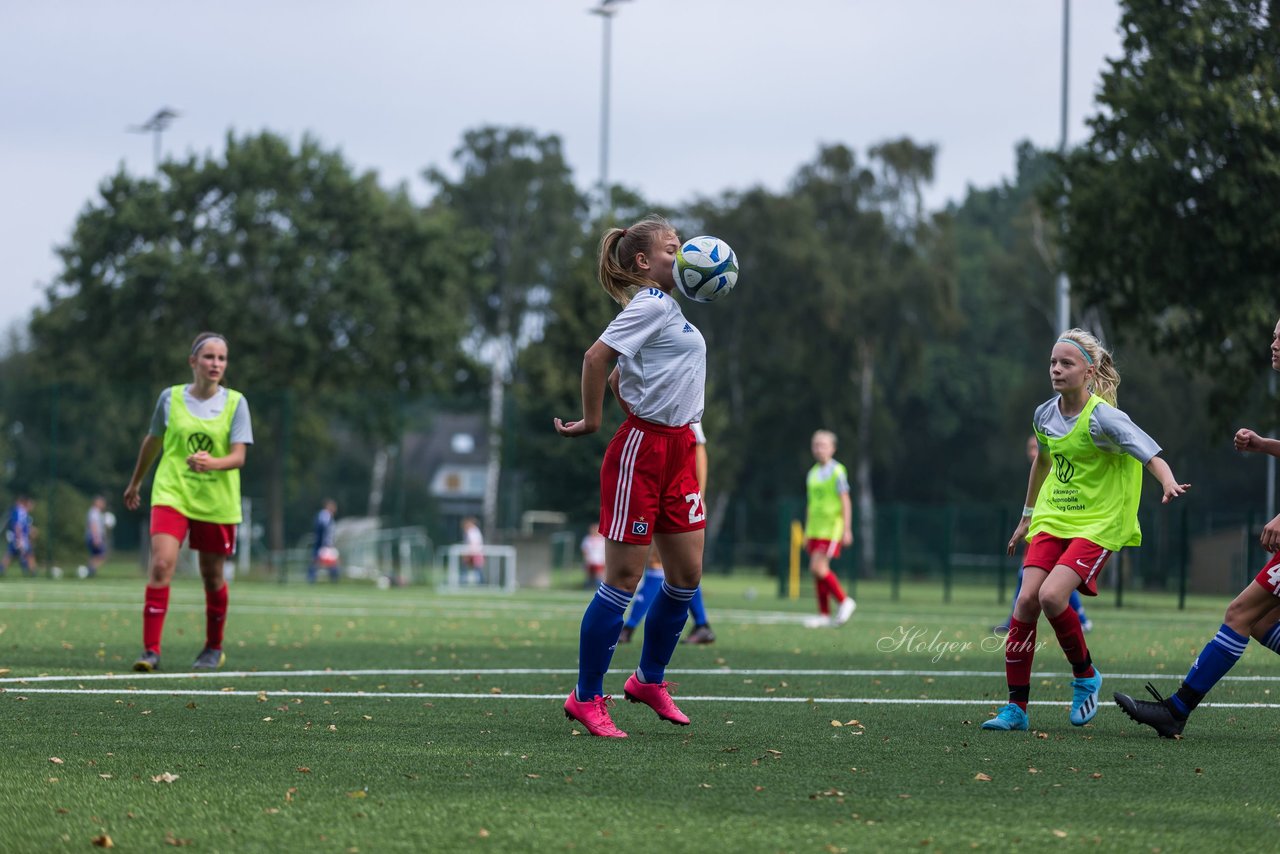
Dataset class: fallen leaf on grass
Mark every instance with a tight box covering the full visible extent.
[91,835,113,848]
[0,668,10,676]
[164,832,193,846]
[151,773,179,784]
[765,749,783,757]
[296,767,311,773]
[99,774,112,780]
[1035,732,1049,740]
[185,702,197,710]
[327,725,337,732]
[830,720,844,727]
[264,808,280,815]
[698,783,713,789]
[49,757,65,765]
[1090,773,1103,780]
[257,692,269,703]
[362,715,373,721]
[489,687,502,694]
[525,774,540,779]
[478,829,490,838]
[974,773,992,782]
[346,790,367,799]
[1052,829,1067,838]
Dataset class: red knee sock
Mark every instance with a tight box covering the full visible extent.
[205,583,228,650]
[1005,617,1037,709]
[824,572,848,603]
[814,577,831,615]
[1048,607,1094,677]
[143,585,170,653]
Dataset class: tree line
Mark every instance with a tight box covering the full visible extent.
[2,0,1277,569]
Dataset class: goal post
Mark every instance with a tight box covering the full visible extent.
[440,544,518,593]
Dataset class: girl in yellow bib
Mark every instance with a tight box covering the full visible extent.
[982,328,1188,732]
[123,332,253,672]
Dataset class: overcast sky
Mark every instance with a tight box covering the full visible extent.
[0,0,1124,334]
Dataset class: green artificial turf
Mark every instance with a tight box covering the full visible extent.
[1,571,1276,852]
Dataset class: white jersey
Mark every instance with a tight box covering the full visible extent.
[600,288,706,427]
[581,533,606,565]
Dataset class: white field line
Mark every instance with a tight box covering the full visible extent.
[5,666,1280,684]
[0,598,810,624]
[3,686,1280,710]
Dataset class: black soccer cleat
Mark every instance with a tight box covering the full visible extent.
[133,649,161,672]
[1114,682,1186,738]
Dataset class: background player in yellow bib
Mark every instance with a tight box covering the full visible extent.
[803,429,856,628]
[983,328,1188,732]
[123,332,253,672]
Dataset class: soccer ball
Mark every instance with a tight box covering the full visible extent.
[673,235,738,303]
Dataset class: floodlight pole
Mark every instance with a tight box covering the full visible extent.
[1055,0,1071,334]
[128,108,180,173]
[590,0,628,216]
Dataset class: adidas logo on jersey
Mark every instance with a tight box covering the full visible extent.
[682,323,693,333]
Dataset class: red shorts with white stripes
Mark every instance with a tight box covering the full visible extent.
[598,415,705,545]
[1252,550,1280,596]
[1023,531,1111,596]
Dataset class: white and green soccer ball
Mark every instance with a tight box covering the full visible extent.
[673,235,739,303]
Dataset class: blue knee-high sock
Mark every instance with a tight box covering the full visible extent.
[1069,590,1087,622]
[1261,623,1280,654]
[688,586,708,626]
[576,583,633,701]
[638,582,696,684]
[1171,624,1248,716]
[625,569,664,629]
[1004,568,1026,623]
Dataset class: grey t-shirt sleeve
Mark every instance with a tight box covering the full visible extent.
[230,396,254,445]
[1090,402,1161,463]
[148,389,170,437]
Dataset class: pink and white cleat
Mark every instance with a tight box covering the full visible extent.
[623,673,690,726]
[564,691,628,738]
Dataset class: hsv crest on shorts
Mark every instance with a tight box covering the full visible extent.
[631,520,649,536]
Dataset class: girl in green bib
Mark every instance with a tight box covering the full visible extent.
[982,328,1188,732]
[123,332,253,672]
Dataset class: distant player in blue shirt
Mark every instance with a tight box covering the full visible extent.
[2,496,35,578]
[307,499,340,583]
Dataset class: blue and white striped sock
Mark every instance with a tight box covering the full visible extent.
[1261,622,1280,654]
[1173,624,1247,716]
[638,581,697,684]
[576,583,633,701]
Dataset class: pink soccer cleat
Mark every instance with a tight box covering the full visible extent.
[623,673,690,726]
[564,691,628,738]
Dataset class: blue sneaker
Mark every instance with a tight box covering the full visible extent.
[981,703,1028,731]
[1070,669,1102,725]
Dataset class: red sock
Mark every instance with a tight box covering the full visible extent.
[814,577,830,616]
[205,583,228,650]
[143,585,170,653]
[825,572,848,603]
[1005,617,1037,709]
[1048,607,1094,677]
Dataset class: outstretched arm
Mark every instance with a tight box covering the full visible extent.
[1235,428,1280,458]
[1145,455,1191,503]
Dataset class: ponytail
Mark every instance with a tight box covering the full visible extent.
[597,214,676,306]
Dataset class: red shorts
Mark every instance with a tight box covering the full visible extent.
[1023,531,1111,596]
[151,505,237,556]
[806,539,842,559]
[598,415,705,545]
[1253,550,1280,596]
[464,553,484,568]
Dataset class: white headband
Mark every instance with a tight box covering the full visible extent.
[191,335,227,357]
